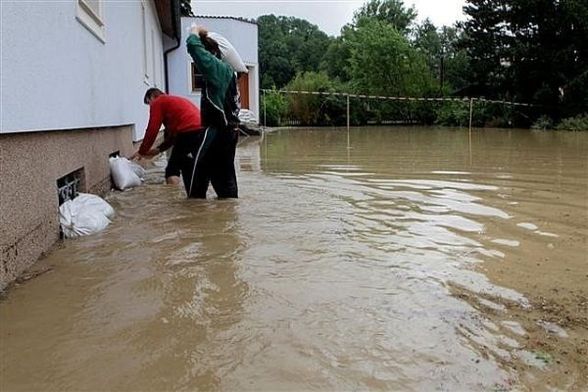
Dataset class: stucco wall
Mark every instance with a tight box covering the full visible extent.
[0,126,134,290]
[1,0,166,141]
[168,17,260,122]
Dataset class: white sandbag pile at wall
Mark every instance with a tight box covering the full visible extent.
[208,32,248,73]
[109,157,145,191]
[238,109,257,124]
[59,193,115,238]
[238,109,262,135]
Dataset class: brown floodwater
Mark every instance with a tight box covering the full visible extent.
[1,127,587,391]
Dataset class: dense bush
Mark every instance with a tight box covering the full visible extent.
[556,114,588,131]
[435,101,470,126]
[477,102,516,128]
[285,72,346,126]
[531,116,554,130]
[260,89,288,126]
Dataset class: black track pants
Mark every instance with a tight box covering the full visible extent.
[174,128,238,199]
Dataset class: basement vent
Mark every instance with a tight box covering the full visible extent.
[57,168,84,205]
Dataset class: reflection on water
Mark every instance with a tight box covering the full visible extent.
[1,127,587,391]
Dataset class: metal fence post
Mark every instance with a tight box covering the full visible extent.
[468,98,474,166]
[346,94,350,131]
[468,97,474,132]
[263,89,267,130]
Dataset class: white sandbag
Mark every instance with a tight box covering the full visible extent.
[238,109,257,124]
[109,157,145,190]
[208,32,248,73]
[59,193,114,238]
[76,193,115,219]
[129,159,146,178]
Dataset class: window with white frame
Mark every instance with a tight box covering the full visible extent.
[76,0,105,42]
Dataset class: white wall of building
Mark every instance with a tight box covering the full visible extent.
[1,0,171,140]
[168,17,259,122]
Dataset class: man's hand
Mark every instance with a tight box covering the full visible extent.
[143,148,160,157]
[130,148,159,161]
[189,23,207,37]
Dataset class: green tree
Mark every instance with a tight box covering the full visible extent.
[459,0,510,99]
[352,0,417,35]
[558,0,588,117]
[320,35,353,83]
[508,0,588,118]
[257,15,333,89]
[320,0,417,83]
[347,18,434,97]
[439,26,471,93]
[461,0,587,119]
[413,19,442,91]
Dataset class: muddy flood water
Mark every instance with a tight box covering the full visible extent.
[1,127,587,391]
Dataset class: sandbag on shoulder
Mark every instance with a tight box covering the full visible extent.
[208,32,248,73]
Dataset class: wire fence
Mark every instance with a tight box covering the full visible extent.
[261,89,540,130]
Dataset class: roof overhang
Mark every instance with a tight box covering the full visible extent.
[192,15,258,26]
[155,0,181,39]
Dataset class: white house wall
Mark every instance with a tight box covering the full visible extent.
[168,17,259,122]
[1,0,168,141]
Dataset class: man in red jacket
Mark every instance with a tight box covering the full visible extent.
[131,88,205,195]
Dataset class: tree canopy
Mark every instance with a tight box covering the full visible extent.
[460,0,588,118]
[352,0,417,35]
[257,0,587,127]
[347,18,433,96]
[257,15,331,89]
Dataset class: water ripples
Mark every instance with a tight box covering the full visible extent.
[1,128,586,391]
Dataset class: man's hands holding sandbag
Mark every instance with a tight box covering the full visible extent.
[130,148,159,161]
[189,23,207,37]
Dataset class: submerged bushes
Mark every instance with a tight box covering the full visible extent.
[531,116,555,130]
[260,89,288,126]
[530,114,588,131]
[556,114,588,131]
[435,101,470,127]
[261,79,582,130]
[285,72,346,126]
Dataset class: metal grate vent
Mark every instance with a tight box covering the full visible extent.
[57,168,84,205]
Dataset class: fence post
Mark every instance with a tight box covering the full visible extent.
[263,89,267,130]
[468,97,474,132]
[346,94,350,131]
[468,97,474,166]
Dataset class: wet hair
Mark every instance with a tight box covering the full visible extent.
[144,88,164,104]
[199,31,222,59]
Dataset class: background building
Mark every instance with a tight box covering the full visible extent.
[168,16,260,122]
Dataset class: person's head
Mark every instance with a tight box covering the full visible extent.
[143,88,164,105]
[199,31,222,59]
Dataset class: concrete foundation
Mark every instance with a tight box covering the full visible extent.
[0,126,134,290]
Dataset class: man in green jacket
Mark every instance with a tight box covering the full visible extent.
[185,25,240,198]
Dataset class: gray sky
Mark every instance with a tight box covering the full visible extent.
[192,0,467,36]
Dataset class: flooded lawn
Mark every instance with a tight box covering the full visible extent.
[1,127,587,391]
